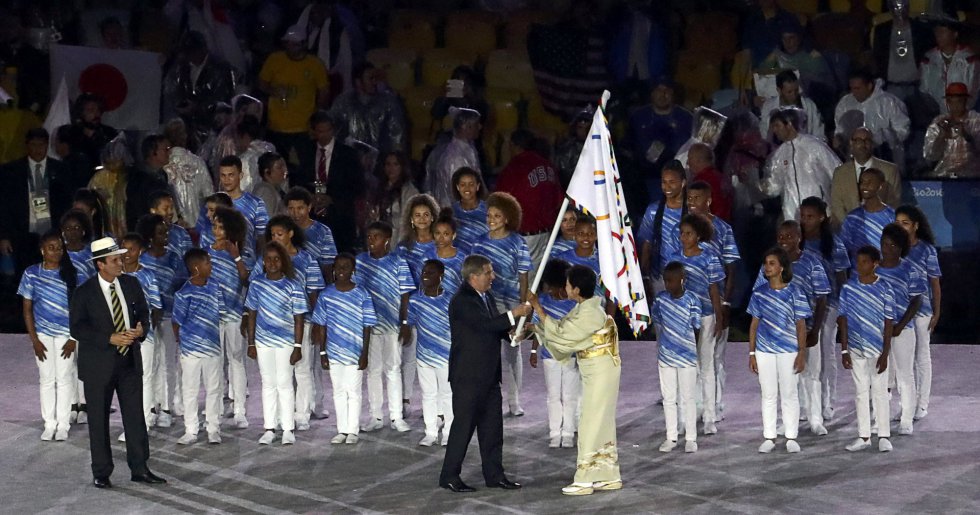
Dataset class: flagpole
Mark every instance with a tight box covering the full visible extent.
[510,197,570,347]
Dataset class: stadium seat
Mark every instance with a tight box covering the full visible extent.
[674,50,722,109]
[366,48,417,93]
[445,11,500,58]
[485,50,537,94]
[387,19,436,52]
[504,9,555,54]
[389,9,441,31]
[781,0,819,15]
[400,85,443,140]
[420,48,473,88]
[684,11,738,59]
[487,94,521,133]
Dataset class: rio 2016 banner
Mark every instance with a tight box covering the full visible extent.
[910,181,980,249]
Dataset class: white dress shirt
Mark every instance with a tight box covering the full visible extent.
[98,274,131,330]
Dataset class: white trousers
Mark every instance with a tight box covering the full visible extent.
[367,330,403,421]
[220,319,247,416]
[293,323,315,424]
[660,364,698,442]
[154,319,181,412]
[35,335,77,431]
[418,364,453,438]
[542,358,580,438]
[311,342,326,414]
[401,329,417,402]
[851,354,891,438]
[913,315,933,411]
[256,346,296,431]
[181,354,223,435]
[889,328,917,427]
[820,307,839,414]
[802,330,823,427]
[502,339,524,410]
[696,314,717,424]
[714,327,729,414]
[757,351,800,440]
[329,363,363,435]
[141,334,157,423]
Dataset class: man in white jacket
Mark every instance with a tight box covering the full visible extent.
[920,18,980,114]
[834,70,910,165]
[759,70,826,142]
[763,108,840,222]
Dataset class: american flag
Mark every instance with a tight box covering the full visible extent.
[527,23,610,120]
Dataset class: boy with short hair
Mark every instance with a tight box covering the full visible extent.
[840,168,896,266]
[652,262,702,453]
[172,249,226,445]
[839,246,895,453]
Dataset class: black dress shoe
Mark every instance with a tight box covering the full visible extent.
[93,477,112,489]
[131,470,167,484]
[440,479,476,493]
[487,477,522,490]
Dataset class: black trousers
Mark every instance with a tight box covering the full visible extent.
[84,356,149,479]
[439,382,504,486]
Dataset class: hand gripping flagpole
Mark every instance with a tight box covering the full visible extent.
[510,91,613,347]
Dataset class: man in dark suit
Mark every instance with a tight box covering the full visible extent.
[69,238,166,489]
[0,128,71,275]
[439,255,531,493]
[295,110,365,253]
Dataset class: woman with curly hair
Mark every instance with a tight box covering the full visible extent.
[372,152,419,245]
[470,192,531,416]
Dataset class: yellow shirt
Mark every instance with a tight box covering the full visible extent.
[259,52,329,133]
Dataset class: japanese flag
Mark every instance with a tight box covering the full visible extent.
[49,44,162,131]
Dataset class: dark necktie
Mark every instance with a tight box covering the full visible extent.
[481,293,492,314]
[109,284,129,355]
[317,147,327,182]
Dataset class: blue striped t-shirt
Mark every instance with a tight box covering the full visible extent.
[841,205,896,266]
[140,250,185,316]
[302,220,338,267]
[452,201,488,254]
[310,285,377,365]
[651,290,701,368]
[408,290,453,367]
[173,280,225,357]
[355,251,415,332]
[244,274,308,348]
[667,247,725,316]
[470,232,531,307]
[839,276,896,358]
[906,241,941,317]
[747,282,812,354]
[875,258,927,330]
[18,264,72,337]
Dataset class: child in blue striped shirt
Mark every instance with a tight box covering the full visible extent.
[839,246,895,453]
[748,247,811,454]
[312,253,376,444]
[530,259,580,449]
[18,231,79,441]
[173,249,226,445]
[431,208,465,295]
[407,259,455,447]
[120,233,163,434]
[652,262,702,453]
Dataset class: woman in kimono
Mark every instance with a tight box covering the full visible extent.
[528,265,622,496]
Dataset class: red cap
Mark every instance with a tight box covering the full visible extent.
[945,82,970,97]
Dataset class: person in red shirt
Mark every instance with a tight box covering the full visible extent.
[687,143,733,222]
[494,129,565,272]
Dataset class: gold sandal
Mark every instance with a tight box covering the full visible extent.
[593,479,623,491]
[562,483,595,496]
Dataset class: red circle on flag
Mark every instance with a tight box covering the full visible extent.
[78,64,128,111]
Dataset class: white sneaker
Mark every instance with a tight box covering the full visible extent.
[561,436,575,448]
[156,412,172,428]
[899,424,913,435]
[364,418,383,431]
[234,415,249,429]
[258,430,276,445]
[208,432,222,444]
[281,430,295,445]
[758,439,776,453]
[878,437,893,452]
[345,434,359,444]
[295,421,311,431]
[823,407,835,422]
[811,423,828,436]
[510,405,525,417]
[41,428,55,441]
[914,407,928,420]
[330,433,347,444]
[419,435,437,447]
[55,429,68,441]
[76,411,88,425]
[117,432,126,443]
[786,440,801,453]
[391,419,411,432]
[685,441,698,453]
[549,437,560,448]
[845,438,871,452]
[659,440,677,453]
[703,422,718,435]
[177,433,197,445]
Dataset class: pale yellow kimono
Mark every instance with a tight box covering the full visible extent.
[87,164,128,237]
[538,296,621,484]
